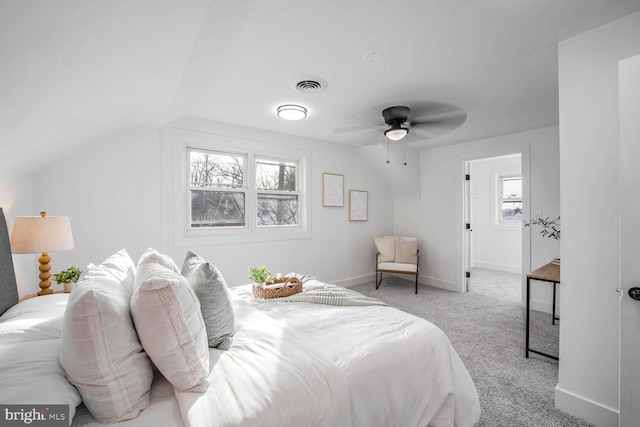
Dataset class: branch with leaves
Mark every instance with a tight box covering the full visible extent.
[524,216,560,240]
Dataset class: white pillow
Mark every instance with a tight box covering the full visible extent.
[395,239,418,264]
[131,248,210,392]
[60,249,154,423]
[375,236,397,263]
[92,248,137,296]
[181,250,235,349]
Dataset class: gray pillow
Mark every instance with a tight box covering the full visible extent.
[181,251,235,350]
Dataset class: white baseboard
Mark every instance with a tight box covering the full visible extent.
[336,273,458,293]
[335,274,374,288]
[529,298,560,316]
[421,274,457,292]
[555,384,619,427]
[472,261,522,274]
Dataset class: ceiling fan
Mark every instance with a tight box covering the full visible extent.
[335,102,467,143]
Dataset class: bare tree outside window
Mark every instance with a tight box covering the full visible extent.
[188,149,300,229]
[189,150,246,227]
[256,159,298,226]
[190,151,243,188]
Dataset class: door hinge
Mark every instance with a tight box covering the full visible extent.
[465,174,470,181]
[466,271,471,278]
[465,223,471,230]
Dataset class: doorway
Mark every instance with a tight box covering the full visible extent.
[460,148,529,301]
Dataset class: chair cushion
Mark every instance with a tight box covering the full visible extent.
[375,236,397,262]
[395,239,418,264]
[377,262,418,273]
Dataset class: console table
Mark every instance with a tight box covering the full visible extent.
[525,261,560,360]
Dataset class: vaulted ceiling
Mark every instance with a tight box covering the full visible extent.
[2,0,640,173]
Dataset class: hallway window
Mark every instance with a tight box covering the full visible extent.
[498,175,522,222]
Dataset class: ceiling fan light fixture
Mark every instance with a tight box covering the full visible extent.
[277,104,307,120]
[385,126,409,141]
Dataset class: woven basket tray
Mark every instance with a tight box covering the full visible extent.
[252,277,302,299]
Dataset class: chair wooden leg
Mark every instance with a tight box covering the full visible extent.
[376,271,382,289]
[415,274,418,294]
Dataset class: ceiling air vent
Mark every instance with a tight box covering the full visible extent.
[294,77,327,94]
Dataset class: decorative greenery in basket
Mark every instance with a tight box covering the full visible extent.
[52,266,82,284]
[524,216,560,240]
[248,265,273,284]
[248,265,303,299]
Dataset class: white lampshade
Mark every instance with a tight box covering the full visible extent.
[10,213,74,254]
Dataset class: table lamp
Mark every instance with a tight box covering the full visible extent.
[10,212,74,296]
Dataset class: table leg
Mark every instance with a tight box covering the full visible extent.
[526,276,530,358]
[552,282,557,325]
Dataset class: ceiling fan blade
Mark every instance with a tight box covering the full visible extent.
[408,125,455,139]
[409,106,467,138]
[333,125,377,135]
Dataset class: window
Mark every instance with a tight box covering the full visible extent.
[498,175,522,222]
[187,147,302,230]
[189,149,246,228]
[172,129,310,246]
[255,158,298,227]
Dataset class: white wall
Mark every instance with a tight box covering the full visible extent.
[0,170,35,296]
[28,118,396,294]
[557,11,640,427]
[470,155,522,273]
[31,127,163,294]
[395,125,559,309]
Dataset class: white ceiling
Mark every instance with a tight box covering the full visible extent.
[2,0,640,173]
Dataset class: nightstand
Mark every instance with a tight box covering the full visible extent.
[19,290,66,302]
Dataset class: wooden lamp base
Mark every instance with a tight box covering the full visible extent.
[37,251,53,296]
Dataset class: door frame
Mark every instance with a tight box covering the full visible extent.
[618,53,640,427]
[456,143,531,301]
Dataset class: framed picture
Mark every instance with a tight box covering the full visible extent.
[322,173,344,207]
[349,190,368,221]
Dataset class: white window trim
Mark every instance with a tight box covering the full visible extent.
[492,171,522,230]
[172,129,311,247]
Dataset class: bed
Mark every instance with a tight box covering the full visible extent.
[0,208,480,427]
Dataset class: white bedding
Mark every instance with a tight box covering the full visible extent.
[0,286,480,427]
[176,286,480,427]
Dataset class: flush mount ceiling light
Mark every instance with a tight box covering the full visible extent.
[277,104,307,120]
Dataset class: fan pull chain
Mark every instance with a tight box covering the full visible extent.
[386,140,390,164]
[403,143,407,166]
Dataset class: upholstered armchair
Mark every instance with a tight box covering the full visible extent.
[375,236,420,294]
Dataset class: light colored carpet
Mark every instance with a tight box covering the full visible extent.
[350,268,594,427]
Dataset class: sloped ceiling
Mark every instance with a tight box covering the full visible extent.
[2,0,640,173]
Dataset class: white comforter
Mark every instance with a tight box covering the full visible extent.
[175,286,480,427]
[1,286,480,427]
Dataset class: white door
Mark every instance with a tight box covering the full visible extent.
[618,54,640,427]
[463,160,471,291]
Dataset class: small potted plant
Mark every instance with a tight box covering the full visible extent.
[248,265,272,286]
[52,266,82,293]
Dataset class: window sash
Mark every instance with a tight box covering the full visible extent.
[498,176,522,223]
